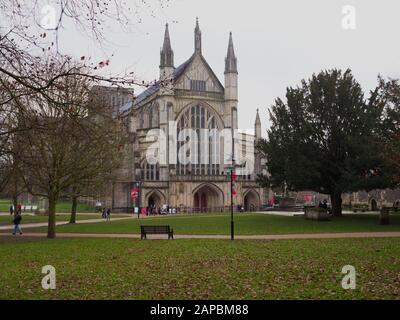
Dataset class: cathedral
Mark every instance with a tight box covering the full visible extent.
[108,19,270,212]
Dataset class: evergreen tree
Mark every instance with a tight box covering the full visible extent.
[258,69,394,216]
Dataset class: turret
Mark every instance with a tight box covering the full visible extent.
[224,32,238,102]
[255,108,261,140]
[194,17,202,55]
[224,32,238,130]
[160,23,174,80]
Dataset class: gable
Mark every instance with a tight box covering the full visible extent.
[174,54,224,93]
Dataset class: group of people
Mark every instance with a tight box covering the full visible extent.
[101,208,111,221]
[10,204,23,235]
[318,199,328,210]
[146,205,176,216]
[318,199,332,214]
[147,206,161,216]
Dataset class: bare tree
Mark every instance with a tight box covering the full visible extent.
[15,59,127,238]
[66,106,128,224]
[0,0,169,235]
[0,0,168,159]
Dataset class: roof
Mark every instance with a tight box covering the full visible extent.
[120,100,133,113]
[173,57,193,80]
[133,82,161,107]
[130,56,193,110]
[127,53,223,112]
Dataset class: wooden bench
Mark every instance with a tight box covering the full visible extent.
[140,225,174,240]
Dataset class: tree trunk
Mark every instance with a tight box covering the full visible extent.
[12,196,18,216]
[331,192,343,217]
[47,197,57,239]
[12,177,18,216]
[69,196,78,224]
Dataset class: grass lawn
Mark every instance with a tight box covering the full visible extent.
[0,214,104,227]
[0,199,10,212]
[0,199,97,214]
[25,213,400,235]
[0,236,399,299]
[54,201,97,213]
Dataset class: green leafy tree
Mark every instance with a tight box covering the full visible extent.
[258,69,394,216]
[378,77,400,186]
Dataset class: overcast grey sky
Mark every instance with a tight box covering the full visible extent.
[58,0,400,135]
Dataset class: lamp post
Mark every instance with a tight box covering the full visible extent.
[230,167,234,240]
[227,159,236,241]
[137,182,141,219]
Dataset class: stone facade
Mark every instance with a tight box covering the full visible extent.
[108,20,270,212]
[290,190,400,211]
[342,189,400,210]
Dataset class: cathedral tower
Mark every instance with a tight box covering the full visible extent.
[160,23,174,80]
[255,108,261,140]
[225,32,238,130]
[194,17,202,55]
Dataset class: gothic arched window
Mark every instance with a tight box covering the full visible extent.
[176,104,221,176]
[151,103,159,128]
[148,107,153,128]
[139,111,144,129]
[141,162,160,181]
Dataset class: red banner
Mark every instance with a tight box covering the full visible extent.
[303,195,313,202]
[130,187,139,200]
[231,172,237,182]
[232,187,237,196]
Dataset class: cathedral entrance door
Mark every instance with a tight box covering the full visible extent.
[370,199,378,211]
[193,184,223,213]
[148,196,156,208]
[146,191,165,215]
[244,190,260,212]
[200,193,207,212]
[194,193,200,209]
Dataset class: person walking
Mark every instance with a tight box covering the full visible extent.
[106,208,111,222]
[9,205,14,216]
[16,204,22,215]
[12,212,23,235]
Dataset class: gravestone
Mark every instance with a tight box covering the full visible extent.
[380,208,390,225]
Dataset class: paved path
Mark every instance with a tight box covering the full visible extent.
[2,231,400,240]
[261,210,381,217]
[0,217,135,231]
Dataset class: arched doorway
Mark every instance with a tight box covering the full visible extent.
[193,184,223,212]
[146,190,165,209]
[370,199,378,211]
[243,190,260,212]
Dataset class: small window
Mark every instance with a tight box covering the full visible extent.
[190,80,206,92]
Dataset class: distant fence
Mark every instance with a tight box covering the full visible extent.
[9,205,39,212]
[112,206,262,214]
